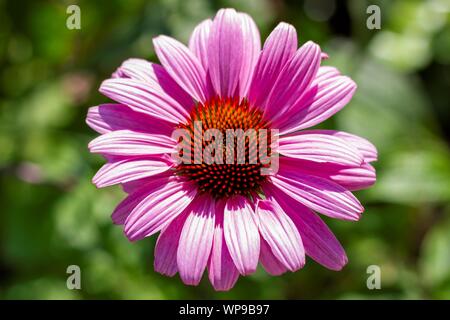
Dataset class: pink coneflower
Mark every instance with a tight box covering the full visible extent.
[87,8,377,291]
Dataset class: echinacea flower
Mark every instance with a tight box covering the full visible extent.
[86,8,377,291]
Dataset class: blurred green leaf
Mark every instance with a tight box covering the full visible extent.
[419,213,450,291]
[369,143,450,204]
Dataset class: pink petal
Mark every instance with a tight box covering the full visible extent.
[111,174,171,225]
[223,195,260,275]
[277,132,364,166]
[86,104,173,136]
[189,19,212,70]
[329,163,376,191]
[111,192,147,225]
[124,179,196,241]
[154,213,187,277]
[248,22,297,108]
[148,64,195,112]
[256,200,305,271]
[259,238,288,276]
[310,130,378,163]
[278,75,357,134]
[280,157,376,191]
[267,186,348,270]
[293,210,348,271]
[120,176,160,194]
[263,41,321,120]
[88,130,174,157]
[207,8,243,98]
[113,58,157,82]
[271,171,364,221]
[153,35,208,103]
[315,66,340,82]
[237,12,261,98]
[100,78,188,124]
[113,60,194,111]
[118,58,194,109]
[92,157,173,188]
[177,195,215,285]
[208,201,239,291]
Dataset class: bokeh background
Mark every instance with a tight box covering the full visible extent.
[1,0,450,299]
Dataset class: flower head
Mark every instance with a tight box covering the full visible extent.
[87,8,377,291]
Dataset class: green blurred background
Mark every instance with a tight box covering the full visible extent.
[1,0,450,299]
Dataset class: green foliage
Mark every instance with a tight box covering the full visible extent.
[0,0,449,299]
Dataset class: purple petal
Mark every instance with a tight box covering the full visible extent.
[278,75,357,134]
[256,200,305,271]
[310,130,378,163]
[124,179,196,241]
[120,176,161,194]
[259,238,288,276]
[154,213,187,277]
[329,163,376,191]
[278,132,364,166]
[237,12,261,98]
[263,41,321,120]
[207,8,243,98]
[153,35,209,103]
[223,195,260,275]
[100,78,189,124]
[115,58,199,110]
[177,195,215,285]
[149,64,195,112]
[189,19,212,70]
[88,130,174,157]
[208,201,240,291]
[271,171,364,221]
[280,157,376,191]
[113,58,157,82]
[111,174,172,225]
[266,186,348,270]
[293,209,348,271]
[248,22,297,108]
[86,104,173,136]
[92,157,173,188]
[315,66,340,82]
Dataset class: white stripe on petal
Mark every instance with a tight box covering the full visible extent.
[92,157,172,188]
[223,195,260,275]
[189,19,213,70]
[207,9,244,98]
[256,200,305,271]
[272,172,363,221]
[248,22,297,108]
[154,35,209,103]
[177,195,215,285]
[259,238,288,276]
[263,41,321,120]
[88,130,175,156]
[237,12,261,98]
[278,132,364,166]
[154,213,187,277]
[207,200,240,291]
[100,78,189,123]
[124,179,196,241]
